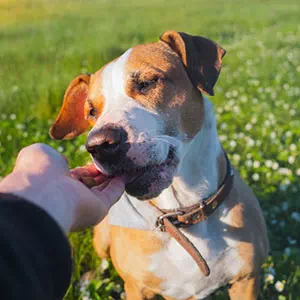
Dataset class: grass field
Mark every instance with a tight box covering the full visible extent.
[0,0,299,299]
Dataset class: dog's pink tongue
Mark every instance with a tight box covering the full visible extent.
[71,164,111,188]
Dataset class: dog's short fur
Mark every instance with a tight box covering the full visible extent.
[50,31,269,299]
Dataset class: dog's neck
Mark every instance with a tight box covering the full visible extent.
[153,97,225,210]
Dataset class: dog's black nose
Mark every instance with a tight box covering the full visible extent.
[86,125,128,165]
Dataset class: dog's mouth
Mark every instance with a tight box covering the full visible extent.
[93,147,179,199]
[125,147,177,183]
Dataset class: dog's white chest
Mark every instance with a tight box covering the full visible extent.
[109,196,244,299]
[149,221,244,299]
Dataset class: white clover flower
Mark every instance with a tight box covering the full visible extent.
[296,169,300,176]
[264,120,271,127]
[228,100,235,106]
[23,132,28,137]
[251,117,257,124]
[16,123,25,130]
[245,159,253,167]
[245,123,252,131]
[265,160,273,168]
[283,103,289,110]
[100,259,109,272]
[225,92,231,98]
[272,162,279,170]
[219,135,227,142]
[233,154,240,162]
[232,90,238,97]
[220,123,228,130]
[58,146,64,153]
[283,83,289,90]
[252,173,260,181]
[79,145,86,152]
[264,273,274,283]
[288,156,295,164]
[291,212,300,222]
[284,247,291,256]
[233,106,240,113]
[247,138,255,147]
[278,168,292,176]
[269,113,275,120]
[7,135,12,141]
[79,279,90,293]
[241,95,248,103]
[290,109,296,116]
[1,114,7,120]
[238,132,245,139]
[285,131,292,138]
[229,140,237,148]
[290,144,296,151]
[256,140,262,146]
[253,161,260,168]
[217,107,223,114]
[252,98,258,104]
[10,113,16,120]
[270,132,276,139]
[275,280,284,292]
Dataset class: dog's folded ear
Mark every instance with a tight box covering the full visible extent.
[160,30,225,96]
[49,74,91,140]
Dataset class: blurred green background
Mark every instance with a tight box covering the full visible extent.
[0,0,299,299]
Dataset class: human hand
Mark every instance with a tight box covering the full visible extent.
[0,143,125,232]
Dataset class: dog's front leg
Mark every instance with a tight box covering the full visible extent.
[228,275,260,300]
[93,216,111,259]
[124,281,160,300]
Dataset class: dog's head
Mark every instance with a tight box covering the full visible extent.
[50,31,225,200]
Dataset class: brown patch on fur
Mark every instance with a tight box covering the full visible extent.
[226,173,269,283]
[109,226,165,298]
[125,41,205,138]
[229,275,260,300]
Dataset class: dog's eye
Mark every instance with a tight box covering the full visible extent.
[89,107,97,117]
[136,76,159,94]
[87,100,97,119]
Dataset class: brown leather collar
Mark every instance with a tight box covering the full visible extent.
[152,152,235,277]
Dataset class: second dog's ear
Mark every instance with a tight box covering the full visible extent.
[49,74,91,140]
[160,30,225,96]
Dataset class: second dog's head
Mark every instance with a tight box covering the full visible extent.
[50,31,225,200]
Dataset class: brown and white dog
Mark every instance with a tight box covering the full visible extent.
[50,31,269,300]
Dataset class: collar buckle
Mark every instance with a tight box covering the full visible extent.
[156,211,183,231]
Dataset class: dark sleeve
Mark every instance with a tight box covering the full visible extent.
[0,193,72,300]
